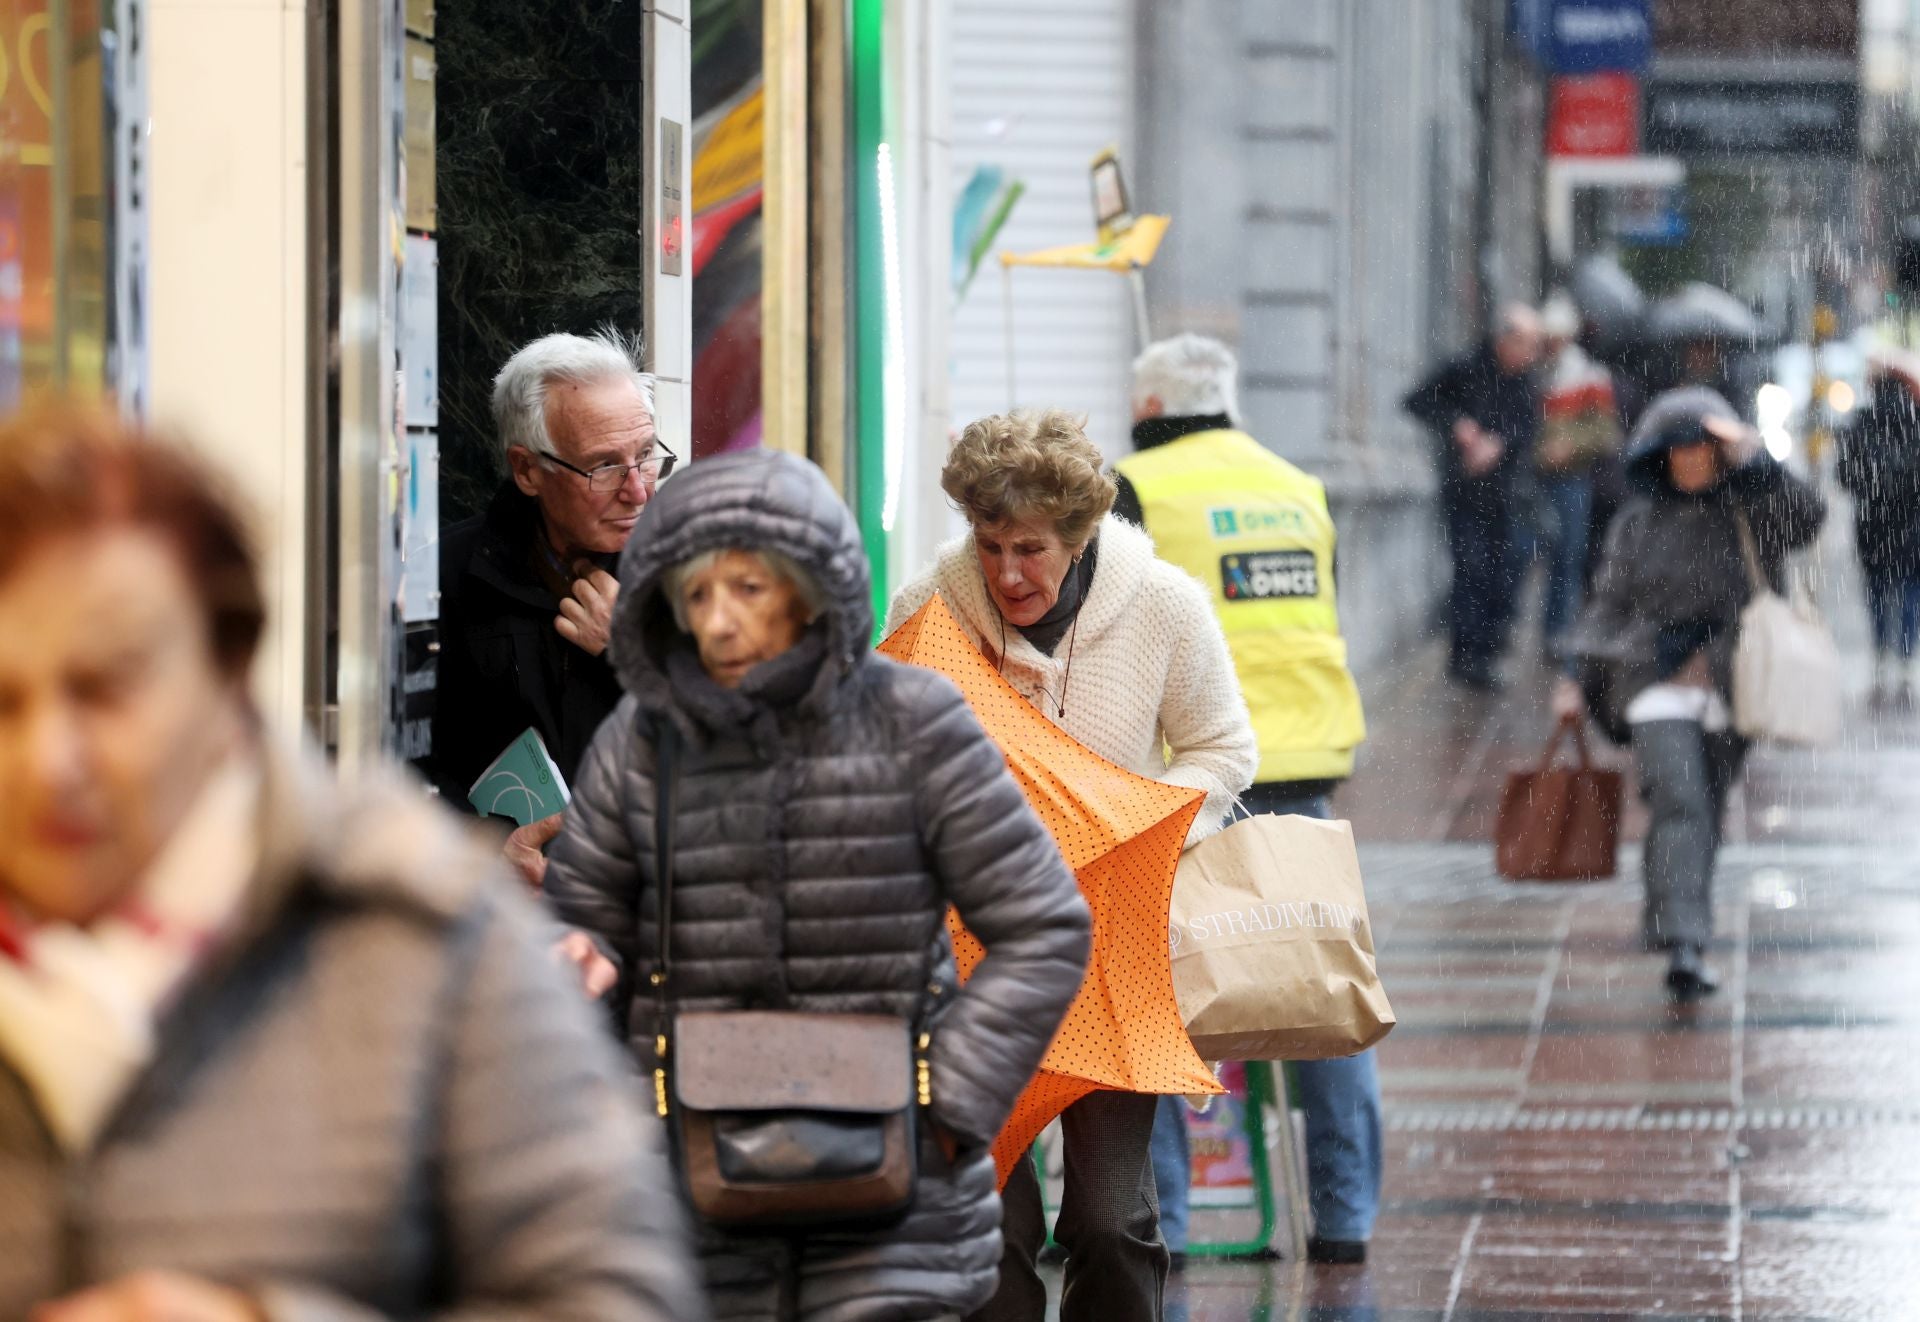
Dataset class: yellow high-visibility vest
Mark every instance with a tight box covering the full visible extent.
[1116,428,1367,783]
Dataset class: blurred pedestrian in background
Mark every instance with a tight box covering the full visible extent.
[1403,304,1545,691]
[0,405,700,1321]
[1534,294,1625,658]
[1117,335,1381,1267]
[889,410,1257,1322]
[1558,388,1825,998]
[1838,361,1920,708]
[545,448,1091,1321]
[431,329,675,888]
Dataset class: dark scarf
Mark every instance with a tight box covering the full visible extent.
[663,623,834,748]
[1130,412,1233,452]
[1015,537,1099,657]
[528,512,620,603]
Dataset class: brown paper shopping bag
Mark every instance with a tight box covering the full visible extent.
[1169,814,1394,1061]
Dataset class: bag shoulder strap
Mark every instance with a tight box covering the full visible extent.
[651,720,679,1116]
[1733,508,1769,597]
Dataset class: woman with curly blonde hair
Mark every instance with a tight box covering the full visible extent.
[888,409,1257,1322]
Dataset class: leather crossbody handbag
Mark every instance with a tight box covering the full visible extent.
[649,723,928,1230]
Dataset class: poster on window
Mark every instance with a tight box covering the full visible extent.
[1186,1060,1259,1208]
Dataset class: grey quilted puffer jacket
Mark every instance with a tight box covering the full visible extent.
[543,450,1092,1322]
[0,752,703,1322]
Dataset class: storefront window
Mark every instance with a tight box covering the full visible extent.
[0,0,110,410]
[689,0,764,459]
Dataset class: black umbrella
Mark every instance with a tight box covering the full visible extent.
[1647,282,1764,344]
[1570,255,1646,352]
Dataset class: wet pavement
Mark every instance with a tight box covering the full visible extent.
[1054,534,1920,1318]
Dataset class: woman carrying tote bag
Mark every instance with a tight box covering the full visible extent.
[1556,387,1825,999]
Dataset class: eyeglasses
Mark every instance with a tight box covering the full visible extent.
[542,440,679,492]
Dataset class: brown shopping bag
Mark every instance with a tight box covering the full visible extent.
[1494,716,1623,881]
[1169,814,1394,1061]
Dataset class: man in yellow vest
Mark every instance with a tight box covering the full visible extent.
[1118,333,1382,1267]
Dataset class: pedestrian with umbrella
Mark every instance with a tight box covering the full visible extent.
[1647,282,1764,401]
[888,409,1258,1322]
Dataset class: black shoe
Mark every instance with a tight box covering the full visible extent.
[1306,1237,1368,1265]
[1666,944,1720,1000]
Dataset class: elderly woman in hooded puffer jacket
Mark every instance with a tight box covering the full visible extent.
[886,409,1259,1322]
[544,447,1092,1322]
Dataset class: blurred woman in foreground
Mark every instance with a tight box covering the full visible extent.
[0,405,699,1320]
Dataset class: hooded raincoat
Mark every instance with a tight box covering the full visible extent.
[1570,387,1826,739]
[542,450,1092,1322]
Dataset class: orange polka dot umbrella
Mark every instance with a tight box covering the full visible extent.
[879,595,1224,1185]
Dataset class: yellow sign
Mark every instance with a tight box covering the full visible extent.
[999,214,1171,272]
[691,85,764,214]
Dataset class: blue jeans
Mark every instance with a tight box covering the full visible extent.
[1537,473,1594,643]
[1866,574,1920,659]
[1151,790,1385,1246]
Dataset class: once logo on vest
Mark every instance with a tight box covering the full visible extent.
[1208,505,1308,539]
[1221,550,1318,601]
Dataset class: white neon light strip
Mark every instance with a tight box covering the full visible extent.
[878,141,908,534]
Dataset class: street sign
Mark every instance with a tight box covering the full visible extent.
[1548,73,1640,156]
[1645,79,1858,157]
[1550,0,1652,75]
[1613,184,1688,246]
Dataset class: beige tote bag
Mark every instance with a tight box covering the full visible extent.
[1170,814,1394,1061]
[1732,513,1842,748]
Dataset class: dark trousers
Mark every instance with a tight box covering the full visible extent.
[1633,720,1747,950]
[1443,490,1515,670]
[971,1090,1165,1322]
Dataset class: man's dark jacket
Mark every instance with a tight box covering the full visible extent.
[428,483,625,808]
[1838,397,1920,582]
[1402,343,1541,500]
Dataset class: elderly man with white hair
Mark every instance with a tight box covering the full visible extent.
[430,329,676,885]
[1115,333,1382,1269]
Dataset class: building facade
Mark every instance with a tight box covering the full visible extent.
[944,0,1547,672]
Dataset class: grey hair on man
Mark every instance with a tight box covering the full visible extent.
[661,548,829,633]
[491,327,657,464]
[1130,333,1241,421]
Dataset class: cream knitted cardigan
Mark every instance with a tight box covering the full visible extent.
[887,515,1257,846]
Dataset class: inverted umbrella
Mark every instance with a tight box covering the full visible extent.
[879,595,1223,1184]
[1648,282,1763,344]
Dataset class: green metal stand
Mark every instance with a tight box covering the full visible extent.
[1033,1064,1313,1262]
[1187,1062,1283,1259]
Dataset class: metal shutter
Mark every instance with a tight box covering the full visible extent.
[947,0,1136,463]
